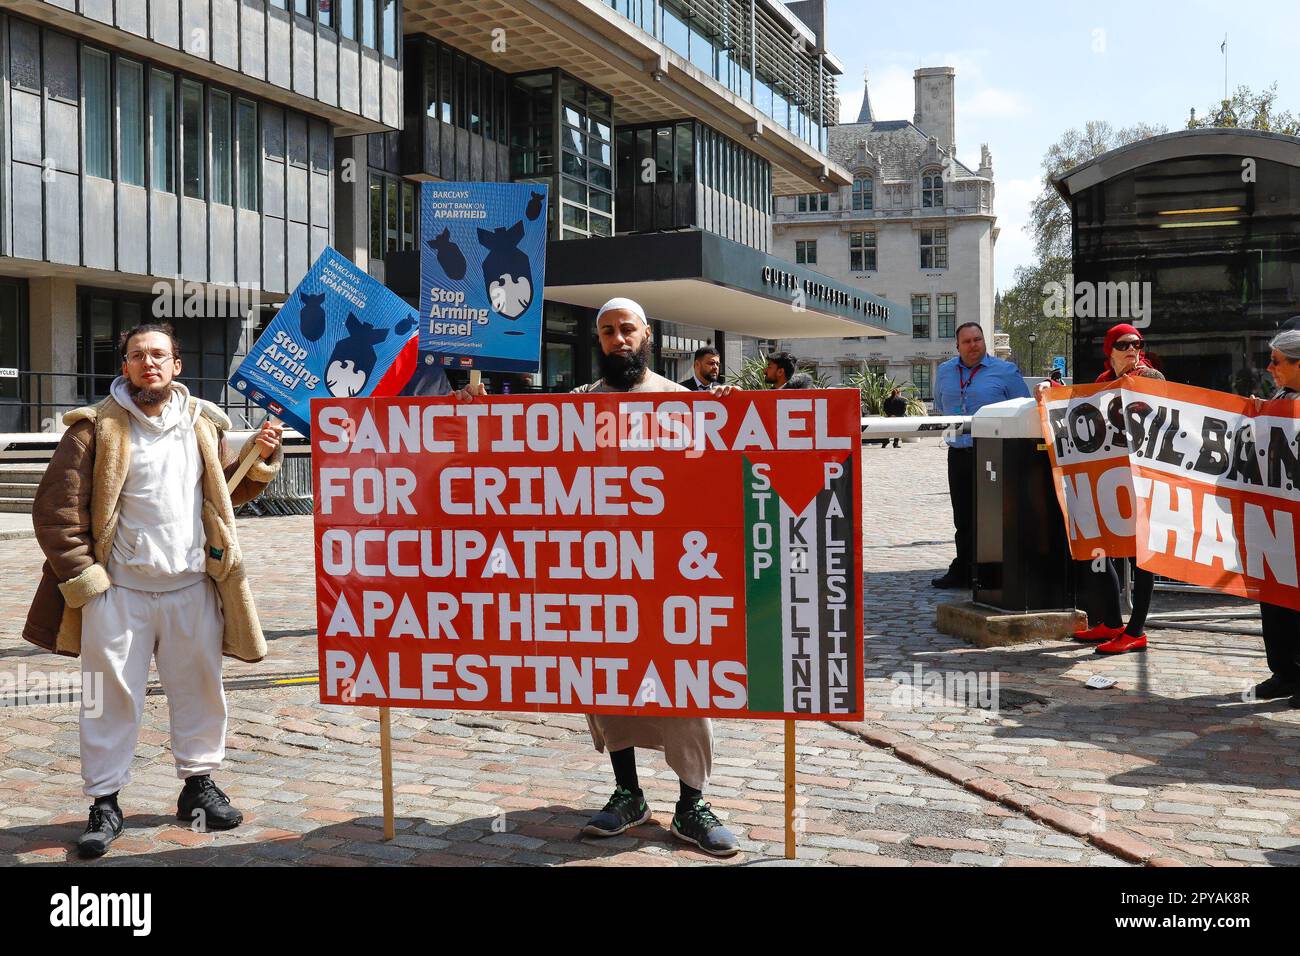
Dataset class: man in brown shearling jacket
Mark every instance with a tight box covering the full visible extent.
[23,322,283,858]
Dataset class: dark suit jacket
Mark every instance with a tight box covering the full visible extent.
[678,377,710,391]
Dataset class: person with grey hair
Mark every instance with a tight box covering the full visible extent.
[1253,328,1300,706]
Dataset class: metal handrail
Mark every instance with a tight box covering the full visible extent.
[1,369,266,432]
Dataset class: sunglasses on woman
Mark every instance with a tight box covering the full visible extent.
[1112,340,1143,352]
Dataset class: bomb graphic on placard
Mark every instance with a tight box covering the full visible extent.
[526,191,545,221]
[299,290,327,342]
[426,227,467,281]
[325,313,416,398]
[477,221,533,326]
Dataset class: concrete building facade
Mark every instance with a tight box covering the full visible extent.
[1,0,907,440]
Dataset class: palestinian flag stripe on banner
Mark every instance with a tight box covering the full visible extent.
[744,455,858,715]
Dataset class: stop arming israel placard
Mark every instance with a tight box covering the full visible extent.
[419,181,547,374]
[1039,377,1300,609]
[228,247,419,435]
[312,391,863,720]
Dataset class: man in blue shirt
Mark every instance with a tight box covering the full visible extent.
[931,322,1031,588]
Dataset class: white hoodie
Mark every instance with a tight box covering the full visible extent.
[107,375,207,593]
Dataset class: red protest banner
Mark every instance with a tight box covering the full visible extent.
[312,390,864,720]
[1039,377,1300,609]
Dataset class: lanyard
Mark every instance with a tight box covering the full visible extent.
[958,363,983,413]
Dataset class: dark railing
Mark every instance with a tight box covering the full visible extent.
[0,370,266,434]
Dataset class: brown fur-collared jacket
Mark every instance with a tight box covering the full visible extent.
[22,394,283,662]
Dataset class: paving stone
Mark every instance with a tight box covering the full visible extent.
[2,449,1297,869]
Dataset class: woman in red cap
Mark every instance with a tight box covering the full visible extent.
[1073,324,1165,654]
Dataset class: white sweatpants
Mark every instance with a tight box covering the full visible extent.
[79,579,227,798]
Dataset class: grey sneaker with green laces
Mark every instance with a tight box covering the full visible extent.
[671,798,739,856]
[582,786,651,836]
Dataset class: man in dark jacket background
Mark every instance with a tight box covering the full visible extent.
[678,346,721,391]
[881,387,907,448]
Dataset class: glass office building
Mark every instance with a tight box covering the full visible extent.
[3,0,902,435]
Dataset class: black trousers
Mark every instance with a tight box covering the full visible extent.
[946,446,974,581]
[1259,602,1300,683]
[1080,558,1155,636]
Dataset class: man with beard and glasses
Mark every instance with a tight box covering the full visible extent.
[23,323,283,858]
[566,297,742,855]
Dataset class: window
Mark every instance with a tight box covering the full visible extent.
[920,228,948,269]
[867,363,887,378]
[370,173,418,261]
[318,0,334,30]
[117,60,145,186]
[402,181,415,249]
[83,49,112,180]
[452,53,466,128]
[236,98,259,211]
[689,22,714,75]
[381,1,397,57]
[294,0,309,15]
[852,176,873,211]
[150,70,175,193]
[470,61,481,135]
[361,0,376,48]
[662,2,689,58]
[937,293,957,338]
[674,121,693,183]
[922,170,944,208]
[850,232,876,271]
[795,240,817,265]
[180,79,204,199]
[386,178,398,252]
[912,363,932,401]
[438,43,453,124]
[210,90,232,205]
[369,173,383,260]
[912,294,931,339]
[340,0,355,39]
[796,193,827,212]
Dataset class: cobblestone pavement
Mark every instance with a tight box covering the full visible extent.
[0,441,1296,866]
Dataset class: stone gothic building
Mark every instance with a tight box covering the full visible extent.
[768,66,997,404]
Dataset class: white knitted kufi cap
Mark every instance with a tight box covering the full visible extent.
[596,297,648,326]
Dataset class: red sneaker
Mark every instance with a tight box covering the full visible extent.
[1072,624,1124,643]
[1096,633,1147,654]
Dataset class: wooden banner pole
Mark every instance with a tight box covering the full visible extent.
[784,718,796,860]
[225,416,279,495]
[380,706,395,841]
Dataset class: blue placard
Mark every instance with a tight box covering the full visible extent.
[228,247,419,436]
[419,181,547,373]
[1053,355,1067,375]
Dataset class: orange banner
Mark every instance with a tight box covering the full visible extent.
[1039,378,1300,610]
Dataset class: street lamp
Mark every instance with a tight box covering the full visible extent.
[1028,332,1038,376]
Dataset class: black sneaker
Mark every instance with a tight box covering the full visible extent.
[177,775,243,831]
[671,798,739,857]
[77,798,124,859]
[1252,676,1299,700]
[581,786,650,837]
